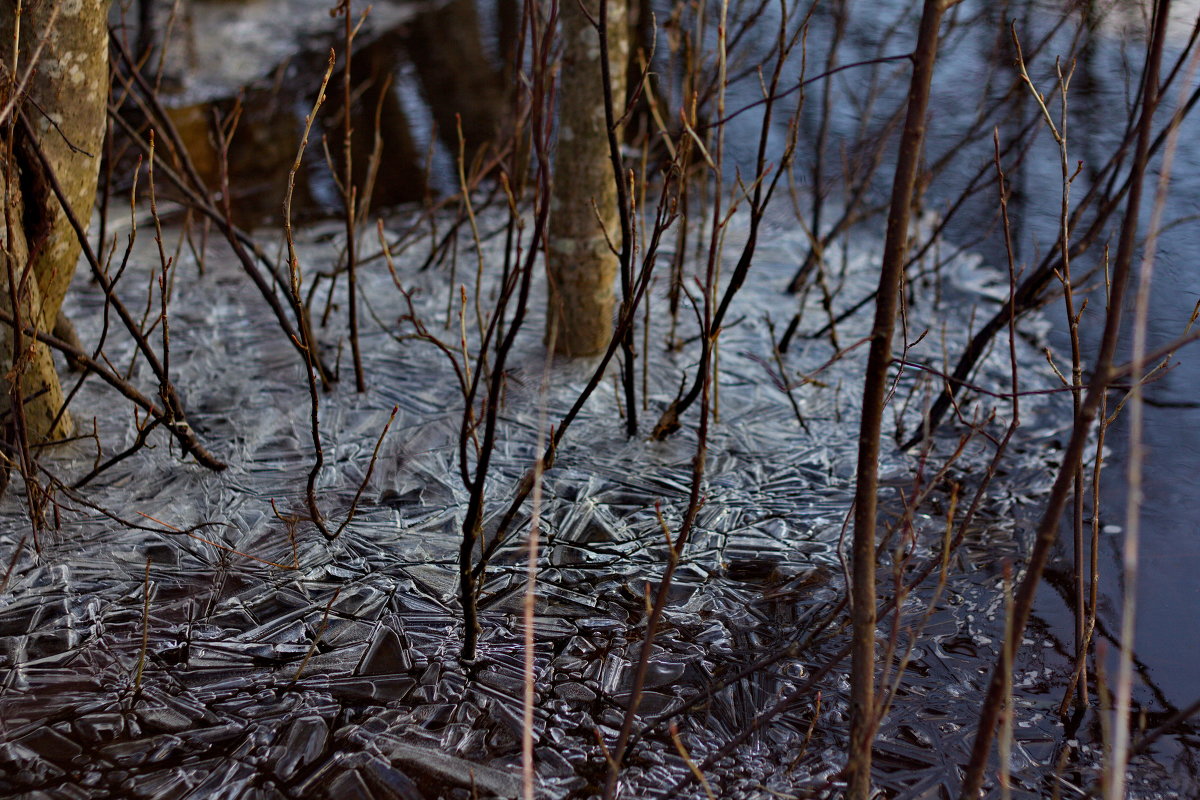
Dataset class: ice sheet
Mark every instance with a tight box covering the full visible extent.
[0,207,1158,799]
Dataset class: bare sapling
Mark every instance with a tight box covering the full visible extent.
[444,0,693,663]
[13,119,225,471]
[456,0,557,662]
[651,0,804,440]
[107,33,336,389]
[909,7,1200,447]
[845,1,947,797]
[283,51,337,539]
[1011,30,1090,711]
[602,195,713,800]
[1105,29,1199,800]
[600,0,639,434]
[332,0,369,392]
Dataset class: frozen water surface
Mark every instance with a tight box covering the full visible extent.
[0,204,1184,799]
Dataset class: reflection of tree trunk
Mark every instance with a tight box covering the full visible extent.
[497,0,521,86]
[402,0,504,157]
[546,0,628,356]
[115,25,429,225]
[338,32,425,210]
[222,85,305,225]
[137,0,155,60]
[623,0,653,144]
[0,0,109,442]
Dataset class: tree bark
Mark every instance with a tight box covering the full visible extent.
[0,0,108,442]
[546,0,628,356]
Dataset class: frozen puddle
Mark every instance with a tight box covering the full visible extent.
[0,209,1116,798]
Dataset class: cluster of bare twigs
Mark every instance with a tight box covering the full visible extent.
[382,0,1200,796]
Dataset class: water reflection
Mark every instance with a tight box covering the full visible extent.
[116,0,509,224]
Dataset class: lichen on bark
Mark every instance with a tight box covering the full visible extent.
[0,0,109,442]
[546,0,629,357]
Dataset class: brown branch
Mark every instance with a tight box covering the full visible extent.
[846,2,946,796]
[0,308,225,471]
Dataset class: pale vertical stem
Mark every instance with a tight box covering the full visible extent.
[133,557,151,693]
[999,563,1014,800]
[521,469,544,800]
[1015,33,1088,710]
[522,333,555,800]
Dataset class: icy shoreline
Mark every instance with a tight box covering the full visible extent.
[2,209,1164,798]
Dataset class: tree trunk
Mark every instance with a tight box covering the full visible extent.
[546,0,628,356]
[846,1,945,797]
[0,0,109,442]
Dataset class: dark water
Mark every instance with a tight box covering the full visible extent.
[919,1,1200,780]
[721,0,1200,754]
[916,1,1200,726]
[111,0,511,222]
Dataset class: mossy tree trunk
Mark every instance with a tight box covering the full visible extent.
[0,0,109,442]
[546,0,628,356]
